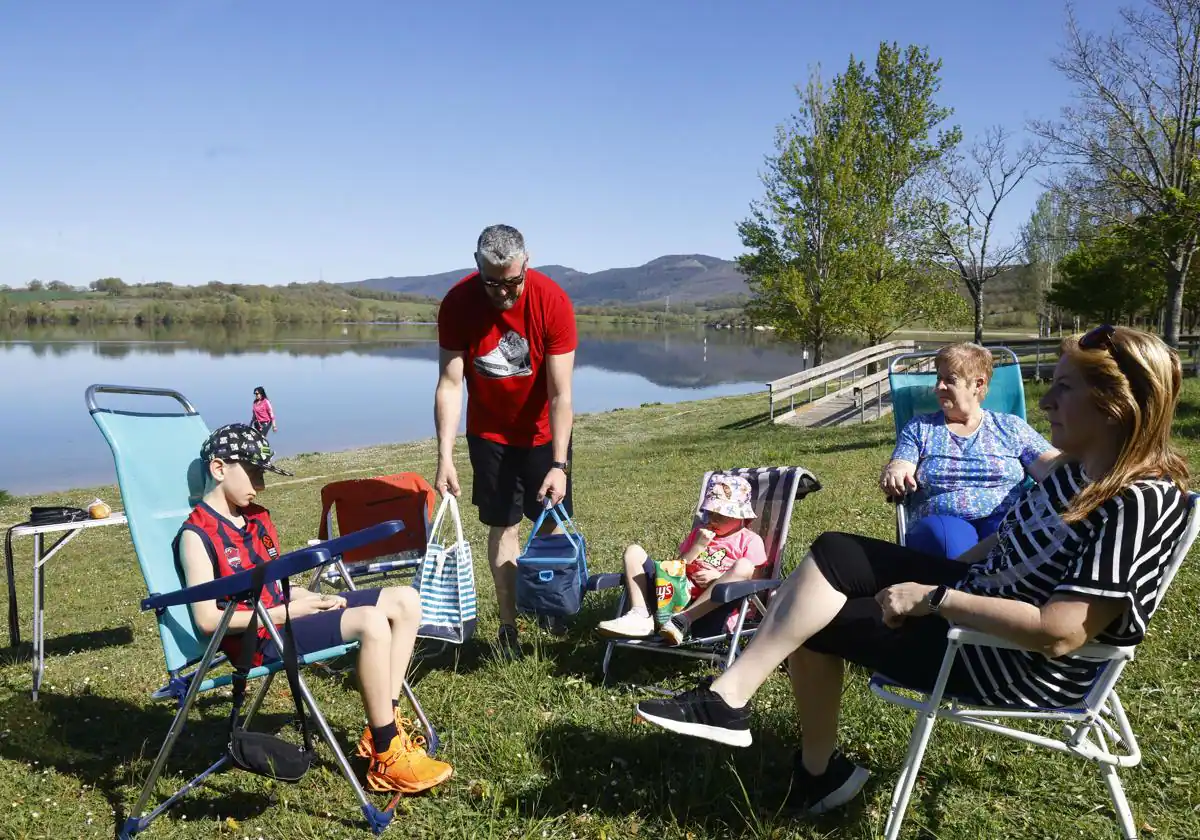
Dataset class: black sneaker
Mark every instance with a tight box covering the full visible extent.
[635,678,751,747]
[537,614,569,637]
[785,749,870,815]
[496,623,523,661]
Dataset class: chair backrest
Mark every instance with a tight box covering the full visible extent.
[692,467,822,577]
[889,346,1028,438]
[87,385,211,673]
[1155,491,1200,611]
[317,473,435,563]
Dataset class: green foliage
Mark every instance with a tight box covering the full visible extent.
[1050,226,1166,323]
[739,43,965,361]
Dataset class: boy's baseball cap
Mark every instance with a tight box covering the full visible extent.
[200,423,293,476]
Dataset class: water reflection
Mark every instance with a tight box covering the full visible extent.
[0,324,858,494]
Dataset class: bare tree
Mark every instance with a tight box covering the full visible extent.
[919,126,1045,343]
[1032,0,1200,347]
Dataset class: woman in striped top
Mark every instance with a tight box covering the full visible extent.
[635,325,1191,816]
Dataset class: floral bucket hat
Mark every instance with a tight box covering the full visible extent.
[700,474,756,520]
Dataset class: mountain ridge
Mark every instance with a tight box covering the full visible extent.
[348,254,749,305]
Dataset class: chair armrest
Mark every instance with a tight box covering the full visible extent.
[142,545,334,611]
[587,573,624,592]
[308,520,405,558]
[710,579,781,606]
[946,626,1135,661]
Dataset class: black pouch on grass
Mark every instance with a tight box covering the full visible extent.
[226,567,314,782]
[5,506,90,648]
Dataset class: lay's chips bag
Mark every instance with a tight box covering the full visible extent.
[654,558,691,625]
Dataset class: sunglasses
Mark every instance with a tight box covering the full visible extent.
[478,259,527,290]
[1079,323,1117,352]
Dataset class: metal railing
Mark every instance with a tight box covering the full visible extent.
[766,340,915,423]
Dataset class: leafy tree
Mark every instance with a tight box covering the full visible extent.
[739,68,866,364]
[91,277,128,296]
[27,279,43,292]
[1032,0,1200,346]
[1049,225,1166,323]
[47,281,74,292]
[739,43,964,361]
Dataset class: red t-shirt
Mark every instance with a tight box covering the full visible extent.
[437,268,577,447]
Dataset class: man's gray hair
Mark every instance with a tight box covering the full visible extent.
[475,224,527,267]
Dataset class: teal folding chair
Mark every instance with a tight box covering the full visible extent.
[86,384,435,838]
[888,347,1028,545]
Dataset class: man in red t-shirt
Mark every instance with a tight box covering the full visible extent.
[434,224,577,660]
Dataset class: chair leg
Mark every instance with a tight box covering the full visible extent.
[1099,763,1138,840]
[600,589,628,685]
[884,707,939,840]
[241,672,275,729]
[401,678,440,755]
[121,605,237,839]
[292,669,393,835]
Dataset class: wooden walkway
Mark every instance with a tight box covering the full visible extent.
[767,341,913,428]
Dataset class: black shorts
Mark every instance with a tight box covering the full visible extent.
[466,435,573,528]
[802,532,982,700]
[261,587,382,662]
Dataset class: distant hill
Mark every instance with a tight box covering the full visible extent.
[349,254,749,305]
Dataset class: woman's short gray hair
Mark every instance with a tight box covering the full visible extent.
[476,224,526,267]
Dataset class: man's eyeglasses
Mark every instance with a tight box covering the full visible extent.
[478,260,527,290]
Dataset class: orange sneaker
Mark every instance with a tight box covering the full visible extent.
[356,714,428,758]
[367,732,452,794]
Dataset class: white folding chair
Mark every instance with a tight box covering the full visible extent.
[870,492,1200,840]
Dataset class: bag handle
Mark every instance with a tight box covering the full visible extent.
[427,493,466,578]
[521,501,581,556]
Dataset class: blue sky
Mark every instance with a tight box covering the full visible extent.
[0,0,1126,287]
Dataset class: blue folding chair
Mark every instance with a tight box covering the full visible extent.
[887,347,1028,545]
[86,384,436,838]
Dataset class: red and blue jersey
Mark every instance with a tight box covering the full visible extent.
[174,501,285,664]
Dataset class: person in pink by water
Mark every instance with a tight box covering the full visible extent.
[250,386,277,437]
[597,474,767,646]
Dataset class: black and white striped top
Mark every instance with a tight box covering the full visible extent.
[956,461,1189,708]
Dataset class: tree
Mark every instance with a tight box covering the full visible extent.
[1032,0,1200,347]
[918,125,1045,343]
[846,43,966,344]
[90,277,127,296]
[740,44,965,361]
[1021,188,1081,334]
[738,68,867,365]
[27,279,43,292]
[47,280,73,292]
[1049,225,1166,323]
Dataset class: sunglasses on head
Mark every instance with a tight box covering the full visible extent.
[478,259,527,290]
[1079,323,1117,352]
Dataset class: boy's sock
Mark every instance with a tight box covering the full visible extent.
[392,699,400,709]
[371,721,399,754]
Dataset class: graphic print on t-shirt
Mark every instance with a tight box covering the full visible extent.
[474,330,533,378]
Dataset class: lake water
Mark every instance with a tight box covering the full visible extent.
[0,323,851,495]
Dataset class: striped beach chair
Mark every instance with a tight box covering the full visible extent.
[589,466,821,683]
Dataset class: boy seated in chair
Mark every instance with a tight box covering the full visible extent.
[175,423,452,794]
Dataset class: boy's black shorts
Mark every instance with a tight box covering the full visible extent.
[261,588,381,661]
[466,435,573,528]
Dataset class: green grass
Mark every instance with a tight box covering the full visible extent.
[2,386,1199,839]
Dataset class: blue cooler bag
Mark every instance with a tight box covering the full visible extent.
[515,503,588,618]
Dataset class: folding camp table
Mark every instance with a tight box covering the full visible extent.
[9,512,128,700]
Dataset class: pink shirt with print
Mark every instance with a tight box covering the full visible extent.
[678,525,768,601]
[252,399,274,424]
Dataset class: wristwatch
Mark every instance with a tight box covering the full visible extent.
[927,584,949,613]
[551,460,570,475]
